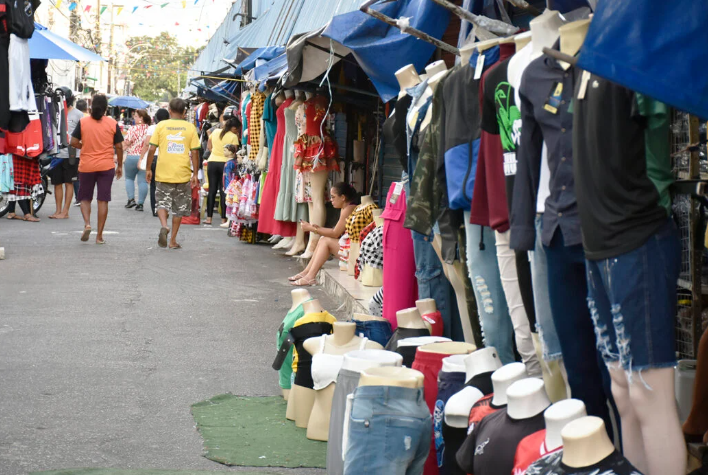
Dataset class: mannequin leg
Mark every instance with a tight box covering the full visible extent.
[286,221,307,256]
[608,366,647,472]
[683,327,708,440]
[301,170,327,258]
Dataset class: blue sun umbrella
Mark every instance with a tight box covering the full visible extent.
[108,96,151,109]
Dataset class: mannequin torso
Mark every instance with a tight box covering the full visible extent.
[530,9,563,60]
[544,398,587,451]
[290,288,311,313]
[441,354,466,374]
[561,416,615,468]
[359,366,424,388]
[352,312,387,323]
[396,307,428,330]
[415,298,436,316]
[506,378,551,420]
[395,64,421,99]
[342,349,403,373]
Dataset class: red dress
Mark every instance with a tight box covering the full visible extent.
[293,96,339,173]
[257,98,296,236]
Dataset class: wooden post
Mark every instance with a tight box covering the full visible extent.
[359,3,460,55]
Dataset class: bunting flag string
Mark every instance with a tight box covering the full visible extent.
[145,5,152,8]
[160,2,168,6]
[84,4,90,11]
[132,6,138,13]
[193,0,198,4]
[55,0,62,8]
[68,1,76,11]
[100,5,106,13]
[117,6,123,14]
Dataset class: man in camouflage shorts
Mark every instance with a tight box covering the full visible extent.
[145,98,201,249]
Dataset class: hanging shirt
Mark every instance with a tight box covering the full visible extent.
[150,118,200,183]
[8,34,34,112]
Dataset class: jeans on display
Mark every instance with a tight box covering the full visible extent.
[463,211,515,365]
[124,155,148,204]
[344,385,431,475]
[544,228,616,435]
[412,233,464,342]
[353,319,393,348]
[494,229,541,376]
[529,215,563,360]
[435,371,466,472]
[586,218,680,373]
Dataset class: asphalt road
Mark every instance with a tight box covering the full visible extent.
[0,180,339,475]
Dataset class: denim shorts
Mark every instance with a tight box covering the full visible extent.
[344,385,431,475]
[435,371,466,471]
[585,218,681,373]
[353,319,393,348]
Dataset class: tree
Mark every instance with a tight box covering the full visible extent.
[124,32,202,102]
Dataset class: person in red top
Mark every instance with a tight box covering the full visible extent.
[122,109,151,211]
[70,94,124,244]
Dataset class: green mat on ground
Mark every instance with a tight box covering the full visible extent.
[31,471,284,475]
[191,394,326,468]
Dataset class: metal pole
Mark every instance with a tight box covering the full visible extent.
[108,4,114,94]
[427,0,519,36]
[359,2,459,55]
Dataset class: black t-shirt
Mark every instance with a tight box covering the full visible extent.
[465,371,494,396]
[5,0,38,38]
[383,94,412,169]
[456,407,546,475]
[384,327,430,351]
[525,449,644,475]
[573,75,672,260]
[480,56,519,213]
[441,422,467,475]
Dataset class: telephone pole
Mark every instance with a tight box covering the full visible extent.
[96,0,103,90]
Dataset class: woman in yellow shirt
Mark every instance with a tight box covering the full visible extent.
[205,117,241,225]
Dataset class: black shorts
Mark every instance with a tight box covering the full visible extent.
[49,158,79,185]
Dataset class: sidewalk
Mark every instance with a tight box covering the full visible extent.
[309,260,379,316]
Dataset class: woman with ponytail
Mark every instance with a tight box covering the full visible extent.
[288,182,359,286]
[69,94,125,244]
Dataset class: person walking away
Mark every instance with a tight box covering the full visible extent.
[122,109,151,211]
[70,94,124,244]
[49,87,83,219]
[73,99,89,206]
[145,98,200,249]
[140,108,169,217]
[205,117,240,225]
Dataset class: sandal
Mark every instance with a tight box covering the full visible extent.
[169,243,182,250]
[96,239,106,245]
[158,227,169,248]
[6,214,22,220]
[81,226,92,242]
[288,273,306,282]
[24,215,40,222]
[291,277,316,287]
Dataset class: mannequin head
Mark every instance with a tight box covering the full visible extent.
[506,378,551,420]
[490,362,527,406]
[330,182,358,209]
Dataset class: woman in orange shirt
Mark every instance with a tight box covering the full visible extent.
[70,95,124,244]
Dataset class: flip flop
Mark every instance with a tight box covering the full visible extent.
[96,239,106,245]
[288,273,305,282]
[6,214,22,220]
[81,226,92,242]
[291,278,316,287]
[158,227,169,248]
[169,243,182,250]
[24,216,40,222]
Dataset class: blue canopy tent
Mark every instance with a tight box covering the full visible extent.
[29,23,105,62]
[323,0,449,102]
[250,53,288,82]
[108,96,150,109]
[234,46,286,75]
[209,79,240,102]
[577,0,708,119]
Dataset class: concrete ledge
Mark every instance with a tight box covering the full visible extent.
[315,260,380,316]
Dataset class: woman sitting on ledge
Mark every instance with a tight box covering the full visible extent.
[289,182,358,286]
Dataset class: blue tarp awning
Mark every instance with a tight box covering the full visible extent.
[577,0,708,119]
[234,46,286,75]
[211,80,239,99]
[323,0,449,102]
[29,23,105,62]
[250,53,288,82]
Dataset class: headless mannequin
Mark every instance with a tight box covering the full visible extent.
[352,312,387,323]
[286,298,325,424]
[561,416,615,468]
[394,64,421,100]
[562,18,685,475]
[305,322,383,440]
[544,398,587,451]
[415,298,436,316]
[417,341,476,358]
[492,362,527,406]
[506,378,551,420]
[348,195,375,276]
[441,354,467,374]
[361,211,383,286]
[285,90,308,256]
[283,288,312,400]
[396,307,430,333]
[514,30,532,50]
[445,347,503,427]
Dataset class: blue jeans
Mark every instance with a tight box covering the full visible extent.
[434,371,465,470]
[345,385,431,475]
[412,234,464,341]
[463,212,515,365]
[529,215,563,360]
[353,319,393,348]
[544,228,616,435]
[586,218,680,373]
[124,155,147,204]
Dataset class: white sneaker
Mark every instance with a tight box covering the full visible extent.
[220,221,230,228]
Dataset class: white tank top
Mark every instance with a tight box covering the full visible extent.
[311,335,368,391]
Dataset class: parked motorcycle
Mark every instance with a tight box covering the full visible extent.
[0,156,51,218]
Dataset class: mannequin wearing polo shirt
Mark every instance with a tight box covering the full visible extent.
[571,18,684,475]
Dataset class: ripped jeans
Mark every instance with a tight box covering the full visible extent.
[463,212,515,365]
[586,218,680,374]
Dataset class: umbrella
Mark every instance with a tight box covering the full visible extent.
[29,23,105,62]
[108,96,151,109]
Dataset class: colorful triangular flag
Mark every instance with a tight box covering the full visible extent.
[175,21,180,25]
[55,0,62,8]
[145,5,152,8]
[117,6,123,14]
[68,2,76,10]
[100,5,107,14]
[132,6,138,13]
[84,4,90,11]
[160,2,168,7]
[181,1,185,7]
[193,0,198,4]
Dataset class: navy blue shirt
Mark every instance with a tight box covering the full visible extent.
[510,45,582,251]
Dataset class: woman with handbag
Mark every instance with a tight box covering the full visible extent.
[122,109,151,211]
[204,117,240,225]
